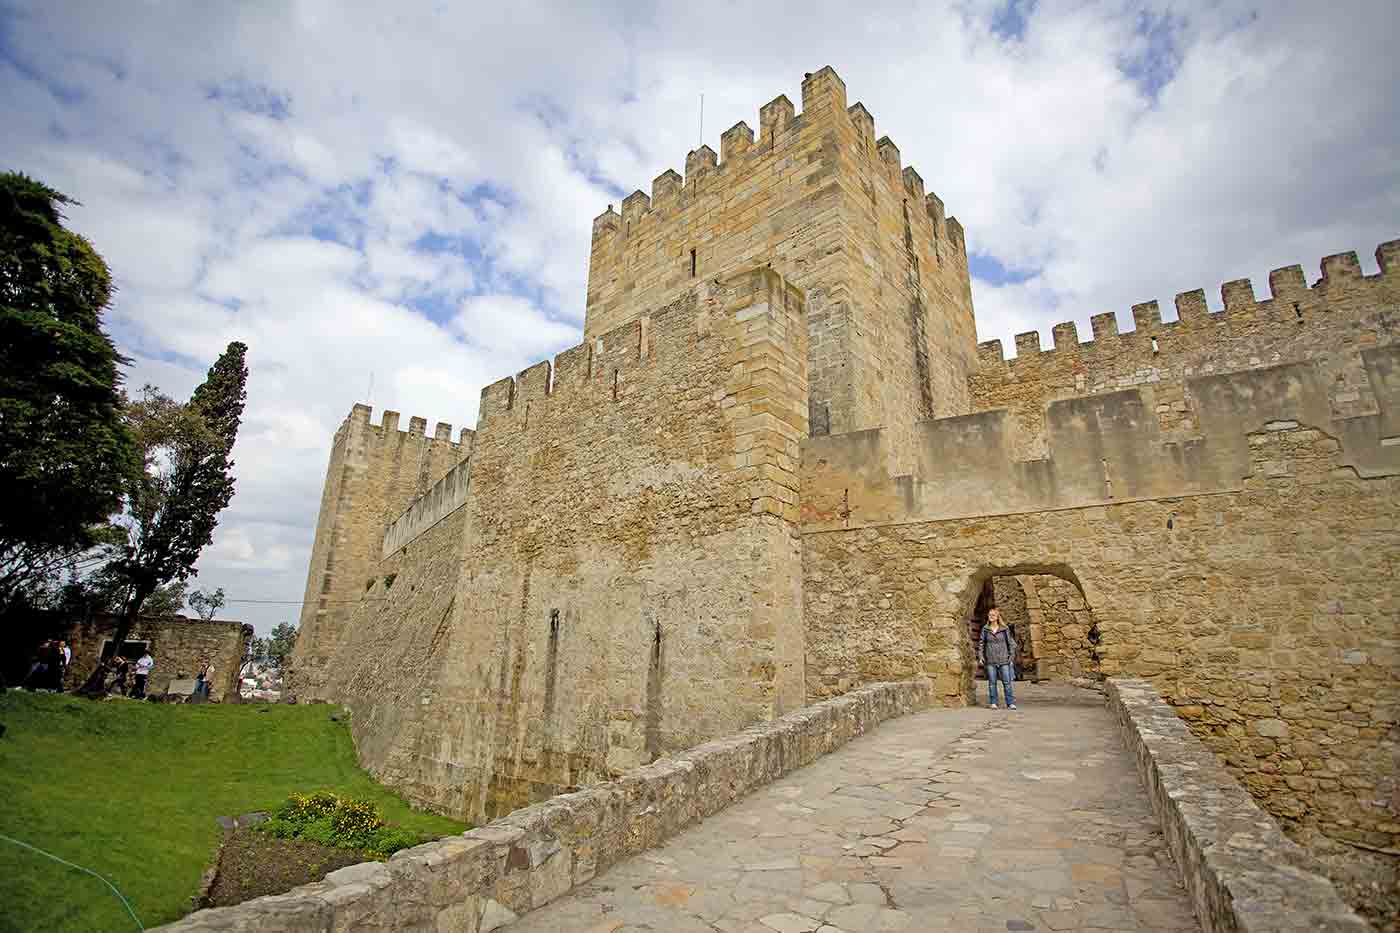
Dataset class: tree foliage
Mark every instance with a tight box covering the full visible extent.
[265,622,297,668]
[144,581,189,618]
[249,622,297,669]
[79,342,248,692]
[187,586,225,622]
[0,172,139,611]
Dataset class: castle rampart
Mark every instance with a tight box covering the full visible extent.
[286,65,1399,900]
[801,247,1399,845]
[970,242,1400,459]
[290,405,469,698]
[304,268,809,820]
[381,456,472,558]
[802,418,1398,847]
[587,66,976,472]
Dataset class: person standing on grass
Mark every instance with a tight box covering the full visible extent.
[132,650,154,699]
[201,660,215,699]
[54,640,70,689]
[108,655,129,696]
[978,608,1018,710]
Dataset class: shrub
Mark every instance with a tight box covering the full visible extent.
[285,791,339,822]
[257,792,422,859]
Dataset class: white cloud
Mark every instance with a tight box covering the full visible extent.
[1,0,1395,631]
[452,294,580,357]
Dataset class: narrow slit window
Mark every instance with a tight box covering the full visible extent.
[612,368,620,401]
[690,248,697,277]
[1150,336,1159,354]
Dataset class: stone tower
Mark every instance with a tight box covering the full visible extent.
[289,405,469,698]
[586,66,976,470]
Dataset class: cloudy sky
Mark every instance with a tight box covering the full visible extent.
[3,0,1396,634]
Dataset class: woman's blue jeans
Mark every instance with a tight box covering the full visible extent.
[987,663,1015,705]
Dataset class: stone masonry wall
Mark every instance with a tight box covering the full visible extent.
[1108,679,1367,933]
[64,615,249,701]
[806,243,1396,845]
[313,268,810,823]
[290,407,470,699]
[152,679,934,933]
[803,418,1399,848]
[970,242,1400,462]
[1015,574,1100,681]
[587,66,976,473]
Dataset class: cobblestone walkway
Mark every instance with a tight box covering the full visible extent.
[508,684,1201,932]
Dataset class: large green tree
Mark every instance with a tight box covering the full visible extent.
[80,342,248,693]
[0,172,138,611]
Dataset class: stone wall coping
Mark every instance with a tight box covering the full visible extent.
[153,678,933,932]
[1106,678,1370,933]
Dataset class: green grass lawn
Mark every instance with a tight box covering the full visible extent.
[0,690,465,933]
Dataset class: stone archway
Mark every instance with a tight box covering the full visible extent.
[968,578,1036,679]
[950,564,1101,697]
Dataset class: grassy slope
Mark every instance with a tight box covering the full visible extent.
[0,691,464,933]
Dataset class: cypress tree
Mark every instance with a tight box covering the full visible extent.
[80,342,248,693]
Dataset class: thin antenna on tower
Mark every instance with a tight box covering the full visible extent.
[699,93,704,144]
[366,371,375,405]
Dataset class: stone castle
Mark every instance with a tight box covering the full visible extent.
[289,67,1398,850]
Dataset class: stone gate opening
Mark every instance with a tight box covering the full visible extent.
[963,570,1102,685]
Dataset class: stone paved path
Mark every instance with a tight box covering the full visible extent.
[508,684,1202,932]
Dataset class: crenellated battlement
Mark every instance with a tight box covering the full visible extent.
[809,346,1400,533]
[481,267,804,432]
[587,66,965,264]
[586,65,977,448]
[340,403,472,451]
[974,240,1400,373]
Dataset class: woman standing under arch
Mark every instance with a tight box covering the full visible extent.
[978,608,1018,709]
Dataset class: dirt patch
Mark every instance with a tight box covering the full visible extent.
[205,827,369,908]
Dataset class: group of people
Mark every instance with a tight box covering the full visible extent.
[21,639,71,691]
[101,650,156,698]
[193,659,217,700]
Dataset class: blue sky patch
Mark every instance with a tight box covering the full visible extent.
[990,0,1036,41]
[1119,10,1186,102]
[205,77,291,119]
[969,251,1038,286]
[0,9,85,105]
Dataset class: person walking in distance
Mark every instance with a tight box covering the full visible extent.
[979,608,1018,709]
[132,649,155,699]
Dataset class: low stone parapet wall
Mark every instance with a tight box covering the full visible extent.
[1107,678,1369,932]
[155,678,933,932]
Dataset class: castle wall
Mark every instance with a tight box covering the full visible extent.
[1016,574,1100,681]
[803,429,1398,847]
[289,406,469,699]
[801,249,1400,846]
[587,66,975,472]
[970,242,1400,460]
[381,456,472,558]
[312,269,809,821]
